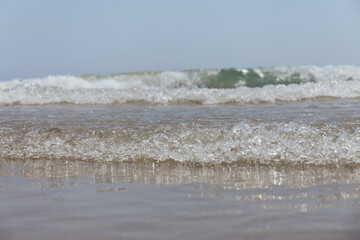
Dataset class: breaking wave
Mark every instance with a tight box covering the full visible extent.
[1,65,360,105]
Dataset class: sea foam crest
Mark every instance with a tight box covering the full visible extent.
[1,65,360,105]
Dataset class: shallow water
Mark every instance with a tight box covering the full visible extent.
[1,99,360,165]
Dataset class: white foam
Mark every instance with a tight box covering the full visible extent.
[1,65,360,105]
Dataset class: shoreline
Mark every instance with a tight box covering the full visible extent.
[1,158,360,186]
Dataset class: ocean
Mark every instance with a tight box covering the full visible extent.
[1,65,359,239]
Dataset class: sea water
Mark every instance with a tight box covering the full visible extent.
[0,65,359,239]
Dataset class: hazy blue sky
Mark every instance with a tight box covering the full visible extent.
[0,0,359,80]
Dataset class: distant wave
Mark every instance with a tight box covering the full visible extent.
[1,65,360,105]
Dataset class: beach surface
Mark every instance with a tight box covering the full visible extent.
[1,159,360,240]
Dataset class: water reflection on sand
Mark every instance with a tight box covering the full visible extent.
[1,159,360,207]
[1,159,360,240]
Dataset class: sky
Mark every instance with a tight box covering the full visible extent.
[0,0,359,80]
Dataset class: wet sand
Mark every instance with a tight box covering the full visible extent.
[1,159,359,240]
